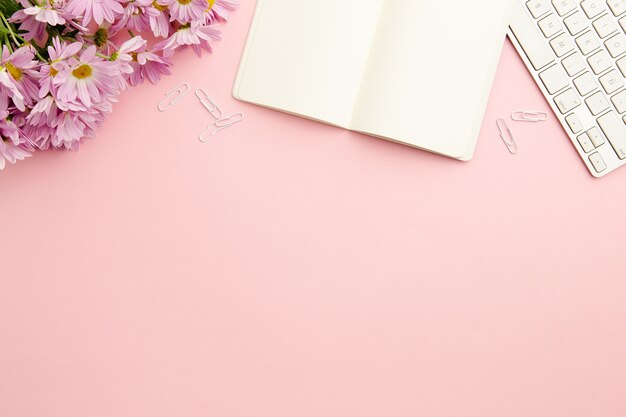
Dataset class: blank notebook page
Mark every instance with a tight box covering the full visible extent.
[350,0,513,159]
[234,0,385,128]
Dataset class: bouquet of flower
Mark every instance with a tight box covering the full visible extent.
[0,0,238,169]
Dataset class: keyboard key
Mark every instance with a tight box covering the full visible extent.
[578,132,596,152]
[593,13,619,38]
[512,2,626,176]
[607,0,626,16]
[564,11,589,35]
[527,0,552,18]
[617,56,626,76]
[581,0,606,18]
[597,111,626,158]
[538,13,563,37]
[589,152,608,172]
[588,50,613,73]
[587,127,606,147]
[574,71,599,95]
[550,33,575,56]
[562,52,587,75]
[605,33,626,57]
[552,0,577,16]
[539,64,570,93]
[555,88,582,113]
[599,69,624,94]
[566,113,584,133]
[510,7,556,70]
[576,30,601,55]
[585,90,610,114]
[611,89,626,112]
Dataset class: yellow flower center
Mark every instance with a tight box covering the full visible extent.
[72,64,93,79]
[177,0,192,4]
[153,1,167,11]
[48,59,60,77]
[207,0,215,8]
[5,62,22,81]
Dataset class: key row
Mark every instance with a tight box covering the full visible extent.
[539,51,626,97]
[567,110,626,173]
[553,84,626,115]
[569,110,626,160]
[548,29,626,59]
[557,10,625,37]
[577,126,606,152]
[540,9,626,38]
[565,116,606,173]
[528,0,626,20]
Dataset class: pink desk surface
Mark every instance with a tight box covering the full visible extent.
[1,2,625,417]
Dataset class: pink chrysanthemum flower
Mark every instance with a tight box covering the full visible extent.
[155,22,220,56]
[149,6,172,37]
[0,98,31,169]
[0,71,25,111]
[8,0,69,44]
[112,0,159,33]
[62,100,115,149]
[22,0,67,25]
[9,11,46,43]
[190,24,220,55]
[128,50,171,85]
[0,137,31,169]
[54,46,124,108]
[0,104,23,145]
[25,94,113,150]
[205,0,238,23]
[54,110,93,147]
[27,96,57,127]
[159,0,206,23]
[65,0,124,25]
[39,38,83,98]
[75,26,119,56]
[112,36,147,74]
[0,46,39,110]
[24,95,57,149]
[0,45,39,106]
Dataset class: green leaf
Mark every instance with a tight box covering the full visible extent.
[0,0,22,17]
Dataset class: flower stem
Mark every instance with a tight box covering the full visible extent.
[2,34,13,53]
[0,11,47,61]
[0,12,22,47]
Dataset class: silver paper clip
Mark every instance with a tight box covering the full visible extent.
[195,88,224,119]
[511,110,548,122]
[497,118,518,154]
[199,113,245,142]
[157,83,189,112]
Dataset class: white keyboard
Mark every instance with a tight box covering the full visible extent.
[509,0,626,177]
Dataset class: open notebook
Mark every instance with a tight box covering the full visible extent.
[234,0,513,160]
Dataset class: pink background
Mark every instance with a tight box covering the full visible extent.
[1,2,625,416]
